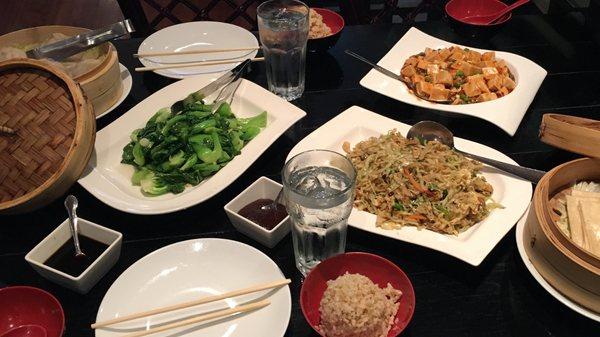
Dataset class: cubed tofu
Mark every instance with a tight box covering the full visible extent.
[449,50,465,61]
[499,87,510,96]
[503,76,516,90]
[466,50,482,63]
[401,65,417,77]
[438,49,451,61]
[460,62,482,76]
[417,59,429,70]
[467,74,484,83]
[426,63,439,75]
[462,81,481,97]
[479,92,498,101]
[434,83,446,89]
[430,87,450,101]
[434,70,453,86]
[475,78,490,93]
[416,81,434,96]
[412,74,425,83]
[482,51,495,61]
[486,75,503,91]
[482,67,499,79]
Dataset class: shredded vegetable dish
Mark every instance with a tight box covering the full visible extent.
[344,130,497,235]
[401,46,516,104]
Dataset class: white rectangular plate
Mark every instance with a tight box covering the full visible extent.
[359,27,547,136]
[286,106,532,266]
[79,78,306,214]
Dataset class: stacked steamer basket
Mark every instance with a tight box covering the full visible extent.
[525,114,600,313]
[0,25,123,117]
[0,59,95,214]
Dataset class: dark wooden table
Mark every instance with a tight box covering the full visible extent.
[2,11,600,337]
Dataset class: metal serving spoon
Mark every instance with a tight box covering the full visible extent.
[406,121,546,183]
[64,195,85,258]
[344,50,452,104]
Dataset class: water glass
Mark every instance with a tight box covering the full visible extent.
[257,0,309,101]
[282,150,356,276]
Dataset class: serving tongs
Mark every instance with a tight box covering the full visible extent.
[170,59,252,114]
[345,49,452,104]
[26,19,135,61]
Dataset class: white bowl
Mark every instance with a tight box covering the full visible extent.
[25,218,122,294]
[224,177,290,248]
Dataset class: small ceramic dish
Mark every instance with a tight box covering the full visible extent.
[300,252,416,337]
[224,176,291,248]
[25,218,122,294]
[0,286,64,337]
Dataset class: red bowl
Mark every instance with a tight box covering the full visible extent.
[445,0,512,26]
[300,252,416,337]
[0,287,65,337]
[308,8,345,52]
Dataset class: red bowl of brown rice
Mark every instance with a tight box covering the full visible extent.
[308,8,344,52]
[300,252,415,337]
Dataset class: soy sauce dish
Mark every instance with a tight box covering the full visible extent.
[25,218,122,294]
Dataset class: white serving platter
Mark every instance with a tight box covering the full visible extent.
[286,105,532,266]
[359,27,547,136]
[138,22,259,79]
[515,207,600,322]
[95,238,291,337]
[78,78,306,214]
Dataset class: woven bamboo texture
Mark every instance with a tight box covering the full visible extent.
[0,59,95,214]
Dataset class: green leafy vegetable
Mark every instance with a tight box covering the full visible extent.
[121,101,267,196]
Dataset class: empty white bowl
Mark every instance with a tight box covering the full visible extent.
[25,218,122,294]
[224,176,291,248]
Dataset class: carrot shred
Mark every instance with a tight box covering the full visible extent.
[403,167,435,197]
[405,214,427,222]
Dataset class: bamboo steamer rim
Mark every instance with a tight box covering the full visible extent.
[533,157,600,275]
[0,58,94,212]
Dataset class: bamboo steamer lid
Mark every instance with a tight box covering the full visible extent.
[0,58,95,214]
[539,114,600,158]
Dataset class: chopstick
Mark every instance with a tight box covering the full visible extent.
[134,57,265,72]
[0,125,15,135]
[134,47,260,58]
[120,299,270,337]
[91,278,290,328]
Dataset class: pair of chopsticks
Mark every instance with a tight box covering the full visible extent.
[134,46,263,72]
[91,278,290,337]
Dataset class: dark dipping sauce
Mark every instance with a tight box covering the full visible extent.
[238,199,288,230]
[44,235,109,277]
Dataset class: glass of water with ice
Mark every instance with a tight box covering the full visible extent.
[282,150,356,276]
[257,0,309,101]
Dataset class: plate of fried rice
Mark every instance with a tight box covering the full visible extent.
[286,106,532,266]
[300,252,415,337]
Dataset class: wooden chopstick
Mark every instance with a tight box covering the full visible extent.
[134,57,265,72]
[120,299,270,337]
[0,125,15,135]
[135,47,260,58]
[91,278,290,328]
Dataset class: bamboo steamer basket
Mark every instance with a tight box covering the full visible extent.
[0,25,123,117]
[0,58,95,214]
[524,114,600,313]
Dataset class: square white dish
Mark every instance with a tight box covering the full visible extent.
[25,218,122,294]
[224,176,290,248]
[359,27,547,136]
[286,105,532,266]
[78,78,306,214]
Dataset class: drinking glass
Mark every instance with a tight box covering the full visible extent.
[282,150,357,276]
[257,0,309,101]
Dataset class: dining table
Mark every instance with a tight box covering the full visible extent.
[2,9,600,337]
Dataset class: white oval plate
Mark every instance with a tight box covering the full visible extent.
[515,207,600,322]
[78,77,305,214]
[286,105,532,266]
[359,27,547,136]
[138,22,259,79]
[95,238,291,337]
[96,63,133,119]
